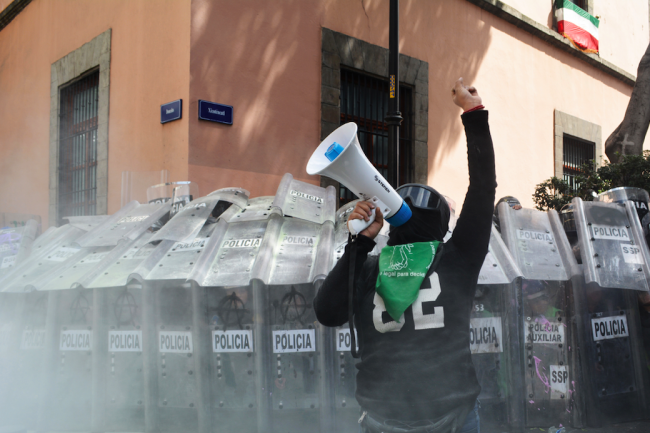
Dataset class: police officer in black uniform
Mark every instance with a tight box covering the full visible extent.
[314,78,497,433]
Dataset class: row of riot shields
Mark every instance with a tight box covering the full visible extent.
[3,178,650,433]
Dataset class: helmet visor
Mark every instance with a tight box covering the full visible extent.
[397,184,444,211]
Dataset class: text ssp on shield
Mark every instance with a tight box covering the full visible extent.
[60,330,92,351]
[591,314,629,341]
[109,330,143,352]
[212,330,253,353]
[159,331,193,353]
[550,365,569,399]
[272,329,316,353]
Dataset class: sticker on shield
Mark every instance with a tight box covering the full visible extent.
[21,329,45,349]
[159,331,193,353]
[620,244,644,264]
[591,314,629,341]
[550,365,569,399]
[47,246,81,262]
[82,251,110,264]
[60,330,92,351]
[336,328,358,352]
[212,330,253,353]
[272,329,316,353]
[290,190,323,204]
[222,238,262,249]
[591,225,630,241]
[109,330,143,352]
[516,229,554,242]
[1,255,16,269]
[525,320,564,344]
[171,237,207,253]
[469,317,503,353]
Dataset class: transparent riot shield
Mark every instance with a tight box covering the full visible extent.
[206,284,257,433]
[188,199,278,433]
[0,224,88,292]
[1,291,49,428]
[35,288,95,431]
[263,214,334,433]
[272,173,337,225]
[151,188,249,243]
[566,198,650,427]
[0,220,39,278]
[573,198,650,291]
[135,200,254,433]
[470,224,524,432]
[74,201,170,248]
[498,204,579,429]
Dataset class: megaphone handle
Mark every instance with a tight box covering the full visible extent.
[348,209,375,236]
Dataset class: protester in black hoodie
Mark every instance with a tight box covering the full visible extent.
[314,78,496,433]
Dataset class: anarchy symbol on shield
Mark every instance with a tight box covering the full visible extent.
[70,290,91,324]
[114,289,138,327]
[280,286,308,325]
[216,292,249,331]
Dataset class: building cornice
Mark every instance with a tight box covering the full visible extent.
[466,0,636,86]
[0,0,31,33]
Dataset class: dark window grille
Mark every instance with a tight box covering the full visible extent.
[568,0,587,11]
[58,70,99,224]
[563,134,594,191]
[339,68,414,204]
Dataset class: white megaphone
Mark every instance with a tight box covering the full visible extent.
[307,122,411,235]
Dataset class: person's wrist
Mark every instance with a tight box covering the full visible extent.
[463,103,484,113]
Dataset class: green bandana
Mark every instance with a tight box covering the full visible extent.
[376,241,440,322]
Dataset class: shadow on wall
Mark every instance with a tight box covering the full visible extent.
[399,0,492,172]
[186,0,494,193]
[188,0,324,195]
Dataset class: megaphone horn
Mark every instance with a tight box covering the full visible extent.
[307,122,411,235]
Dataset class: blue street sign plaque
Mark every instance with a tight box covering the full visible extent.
[198,100,233,125]
[161,100,182,124]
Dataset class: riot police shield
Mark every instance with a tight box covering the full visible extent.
[37,288,95,431]
[0,224,88,292]
[136,202,245,433]
[151,188,249,243]
[261,209,334,433]
[0,291,49,429]
[188,199,278,433]
[0,220,39,278]
[573,198,650,291]
[566,197,650,427]
[498,203,579,429]
[272,173,337,225]
[74,201,170,248]
[470,224,524,431]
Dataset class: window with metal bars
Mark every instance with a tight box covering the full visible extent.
[339,68,414,204]
[563,134,595,191]
[58,70,99,224]
[568,0,588,11]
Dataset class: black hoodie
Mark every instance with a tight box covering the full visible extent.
[314,110,497,431]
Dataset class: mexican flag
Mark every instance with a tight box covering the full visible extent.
[555,0,599,53]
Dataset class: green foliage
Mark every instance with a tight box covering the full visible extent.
[532,151,650,211]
